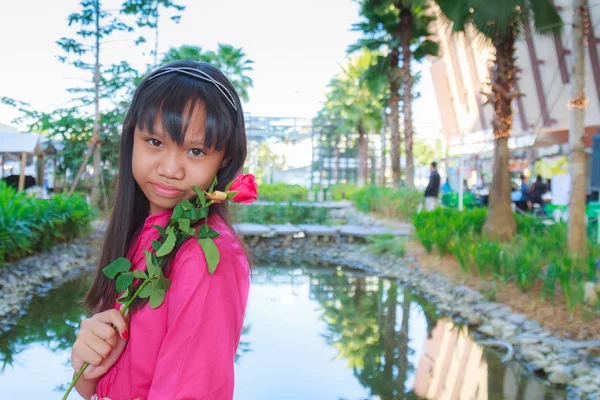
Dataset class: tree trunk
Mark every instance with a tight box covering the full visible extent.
[357,122,369,187]
[568,0,588,256]
[91,0,102,207]
[380,108,387,186]
[400,5,415,188]
[397,287,411,395]
[389,45,402,189]
[382,281,398,390]
[482,37,517,241]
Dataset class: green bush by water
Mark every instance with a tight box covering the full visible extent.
[414,208,600,314]
[352,186,422,221]
[232,203,329,225]
[0,182,95,265]
[257,183,309,202]
[366,234,406,258]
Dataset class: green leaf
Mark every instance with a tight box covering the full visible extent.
[144,250,159,277]
[184,207,208,221]
[227,191,238,199]
[132,270,148,280]
[138,281,153,299]
[156,232,176,257]
[116,272,134,293]
[151,240,162,251]
[198,237,220,274]
[179,218,191,233]
[153,225,166,237]
[116,287,130,304]
[103,257,131,279]
[180,200,194,210]
[192,186,207,207]
[197,224,219,238]
[150,287,166,309]
[158,274,172,291]
[171,204,184,222]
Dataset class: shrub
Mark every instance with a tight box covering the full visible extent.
[352,186,422,221]
[232,203,329,225]
[328,183,360,201]
[257,183,309,202]
[413,206,600,314]
[366,234,406,258]
[0,182,95,265]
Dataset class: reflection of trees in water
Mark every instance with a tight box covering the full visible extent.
[0,274,253,373]
[310,270,437,400]
[0,277,90,371]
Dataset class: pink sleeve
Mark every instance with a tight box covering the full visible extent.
[147,241,246,400]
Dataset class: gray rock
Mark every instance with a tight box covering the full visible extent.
[521,348,546,362]
[479,324,495,336]
[523,319,542,331]
[505,313,527,325]
[546,365,573,385]
[573,362,591,377]
[474,302,501,313]
[571,376,600,393]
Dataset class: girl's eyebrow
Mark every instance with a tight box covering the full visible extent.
[187,138,205,146]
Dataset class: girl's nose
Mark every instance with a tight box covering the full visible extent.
[156,151,185,180]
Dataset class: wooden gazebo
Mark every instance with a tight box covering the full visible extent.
[0,131,45,191]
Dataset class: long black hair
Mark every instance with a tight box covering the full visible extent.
[85,60,247,313]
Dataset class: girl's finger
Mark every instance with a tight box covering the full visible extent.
[93,309,129,339]
[75,341,104,367]
[82,331,113,360]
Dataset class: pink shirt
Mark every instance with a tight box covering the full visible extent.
[94,210,250,400]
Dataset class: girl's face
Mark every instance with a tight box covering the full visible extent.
[132,105,227,215]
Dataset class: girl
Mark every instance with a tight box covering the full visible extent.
[70,60,251,400]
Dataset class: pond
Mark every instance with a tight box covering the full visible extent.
[0,260,567,399]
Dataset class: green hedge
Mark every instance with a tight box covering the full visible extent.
[352,186,423,221]
[328,183,360,201]
[232,203,329,225]
[0,182,95,265]
[414,208,600,314]
[257,183,309,202]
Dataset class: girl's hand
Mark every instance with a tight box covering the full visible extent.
[71,309,130,380]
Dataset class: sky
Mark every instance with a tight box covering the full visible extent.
[0,0,440,135]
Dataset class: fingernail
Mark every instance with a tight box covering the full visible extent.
[122,330,129,339]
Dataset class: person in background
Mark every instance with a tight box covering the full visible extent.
[424,161,441,211]
[530,175,548,207]
[520,173,531,211]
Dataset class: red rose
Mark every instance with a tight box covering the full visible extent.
[228,173,258,204]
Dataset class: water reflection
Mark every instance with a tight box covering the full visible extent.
[0,261,566,399]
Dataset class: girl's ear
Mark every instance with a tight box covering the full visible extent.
[220,157,231,169]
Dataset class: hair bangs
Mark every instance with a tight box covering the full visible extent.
[133,74,236,151]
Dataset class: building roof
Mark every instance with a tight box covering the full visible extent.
[0,132,44,155]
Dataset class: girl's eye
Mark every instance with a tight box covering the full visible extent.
[147,139,163,147]
[188,148,205,157]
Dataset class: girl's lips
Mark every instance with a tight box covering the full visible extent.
[151,183,183,198]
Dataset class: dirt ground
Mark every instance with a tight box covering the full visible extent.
[406,240,600,342]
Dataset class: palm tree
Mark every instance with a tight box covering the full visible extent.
[320,51,386,187]
[161,44,254,102]
[435,0,562,240]
[350,0,438,189]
